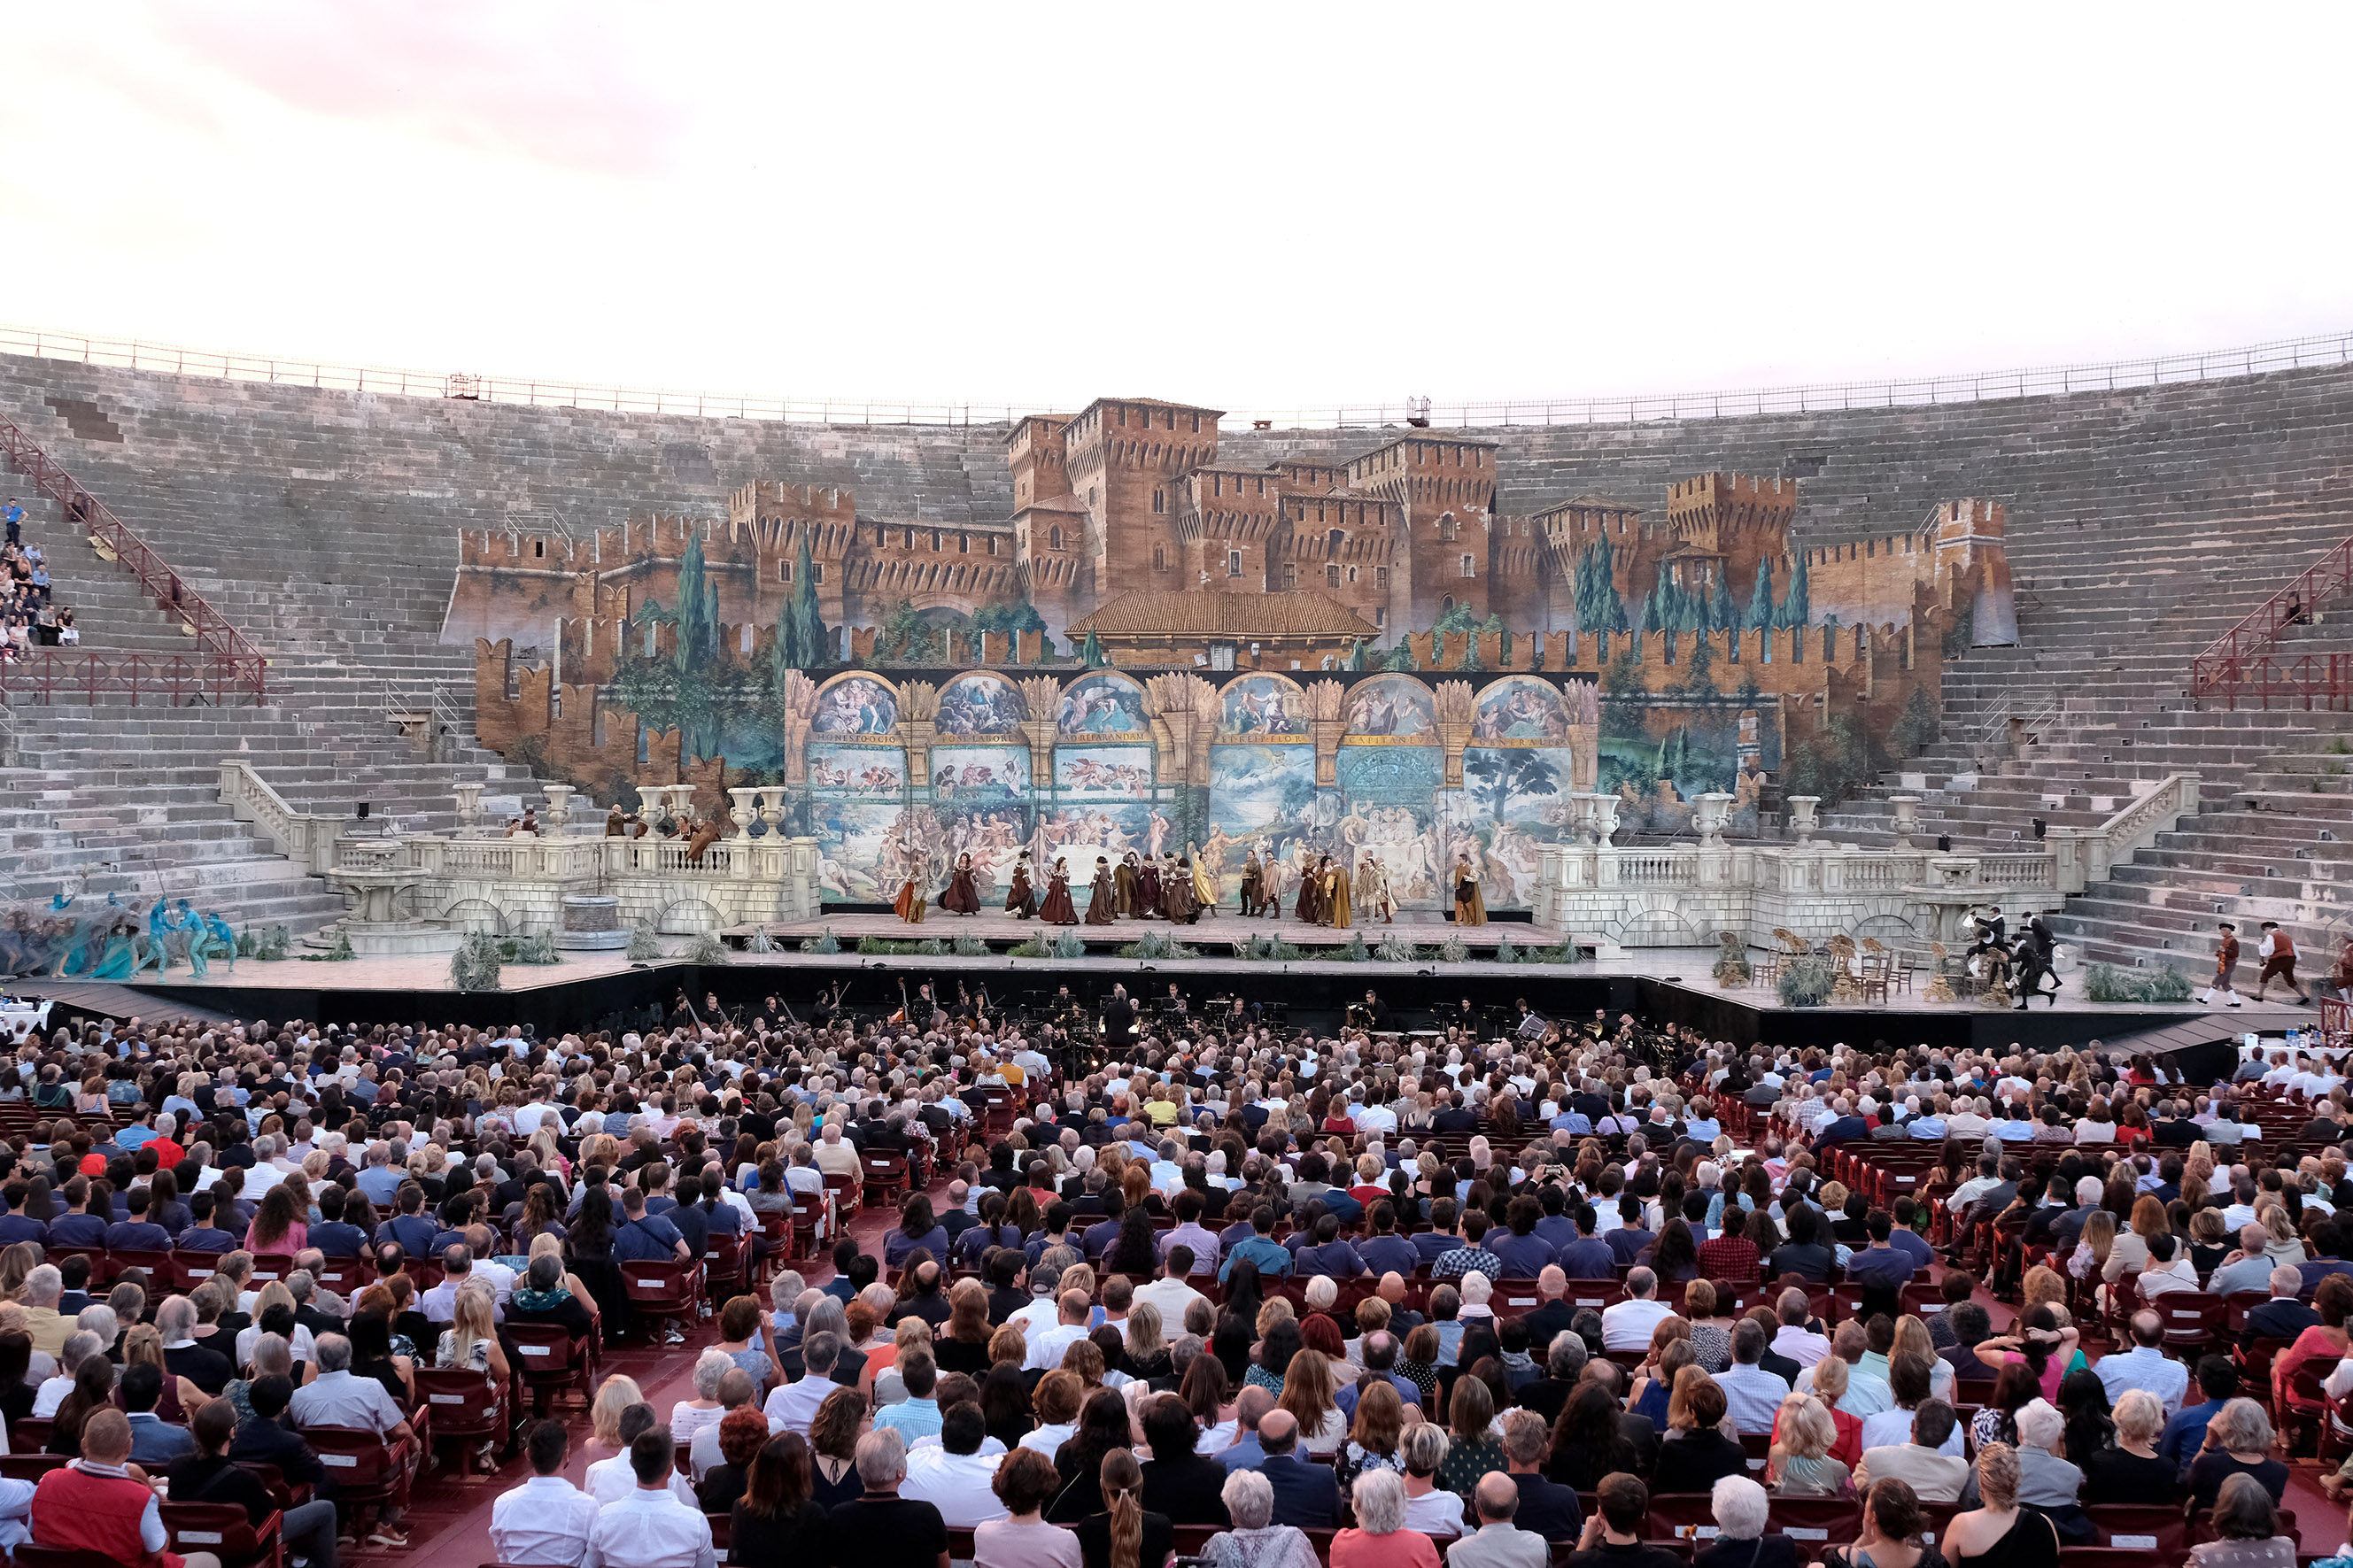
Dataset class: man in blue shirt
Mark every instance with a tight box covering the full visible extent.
[1887,1199,1936,1273]
[309,1187,370,1257]
[104,1189,173,1252]
[2158,1356,2240,1468]
[3,498,21,545]
[1358,1203,1419,1277]
[175,1192,239,1251]
[1431,1210,1508,1282]
[1532,1189,1580,1252]
[1412,1199,1466,1270]
[1291,1214,1365,1278]
[1487,1198,1558,1279]
[1558,1205,1617,1278]
[1602,1194,1654,1267]
[356,1144,406,1207]
[1220,1206,1292,1282]
[377,1189,437,1257]
[45,1181,110,1247]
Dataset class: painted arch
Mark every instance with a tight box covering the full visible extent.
[933,673,1026,737]
[1343,675,1438,741]
[1218,673,1308,738]
[809,673,900,737]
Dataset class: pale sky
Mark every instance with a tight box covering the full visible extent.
[4,4,2349,421]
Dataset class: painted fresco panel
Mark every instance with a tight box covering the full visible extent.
[1219,676,1308,737]
[930,745,1028,803]
[1053,745,1154,799]
[1598,700,1776,836]
[810,801,911,900]
[1033,803,1162,886]
[1335,743,1448,907]
[933,674,1026,736]
[1205,744,1319,899]
[810,676,899,736]
[1463,745,1575,908]
[1343,676,1437,738]
[939,803,1031,891]
[807,743,908,796]
[1057,675,1149,738]
[1473,676,1569,741]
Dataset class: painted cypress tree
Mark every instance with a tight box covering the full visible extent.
[672,535,715,671]
[1080,629,1107,668]
[1709,571,1736,633]
[1777,550,1811,628]
[786,531,824,667]
[1744,558,1776,632]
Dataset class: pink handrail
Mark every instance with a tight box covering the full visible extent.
[2191,532,2353,708]
[0,413,265,701]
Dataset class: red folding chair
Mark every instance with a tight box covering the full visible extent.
[862,1151,909,1209]
[702,1233,749,1306]
[160,1500,283,1568]
[413,1366,512,1474]
[172,1249,228,1292]
[622,1258,704,1340]
[507,1321,600,1414]
[298,1424,417,1538]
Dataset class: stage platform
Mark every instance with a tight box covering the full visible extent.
[28,937,2320,1056]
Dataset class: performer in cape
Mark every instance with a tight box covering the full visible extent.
[1040,857,1079,925]
[1452,852,1487,926]
[1163,856,1198,923]
[940,853,982,916]
[1295,855,1324,925]
[1115,852,1142,918]
[1135,854,1163,920]
[894,865,929,923]
[1085,857,1121,925]
[1004,851,1039,919]
[1237,850,1263,917]
[1188,845,1216,916]
[1323,855,1352,929]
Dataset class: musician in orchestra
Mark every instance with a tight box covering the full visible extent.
[1162,984,1187,1017]
[1355,991,1392,1032]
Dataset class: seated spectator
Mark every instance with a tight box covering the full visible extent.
[2187,1400,2289,1514]
[2189,1472,2298,1568]
[288,1332,417,1546]
[1562,1473,1685,1568]
[120,1361,195,1466]
[1769,1393,1850,1495]
[1206,1468,1320,1568]
[730,1430,829,1565]
[1819,1479,1939,1568]
[1698,1476,1801,1568]
[1854,1398,1968,1502]
[1336,1468,1441,1568]
[974,1448,1081,1568]
[31,1409,221,1568]
[903,1402,1010,1527]
[1944,1443,2060,1565]
[2083,1387,2175,1505]
[1447,1471,1547,1568]
[170,1396,342,1568]
[1070,1447,1170,1568]
[1399,1423,1468,1539]
[1653,1370,1753,1495]
[584,1426,715,1568]
[697,1406,771,1514]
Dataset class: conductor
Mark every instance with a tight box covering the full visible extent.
[1101,984,1138,1054]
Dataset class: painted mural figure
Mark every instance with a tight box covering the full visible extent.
[1223,678,1305,736]
[1041,859,1078,925]
[813,678,897,735]
[934,676,1024,735]
[1004,853,1038,918]
[940,854,981,916]
[1474,679,1567,740]
[1057,677,1146,735]
[1147,809,1171,859]
[1085,860,1118,925]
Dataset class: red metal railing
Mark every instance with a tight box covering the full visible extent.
[0,412,265,702]
[2191,531,2353,708]
[0,650,266,707]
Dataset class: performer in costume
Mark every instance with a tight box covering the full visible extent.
[1452,853,1487,926]
[1164,857,1197,923]
[1005,853,1038,919]
[1085,858,1120,925]
[1358,854,1396,924]
[2202,919,2242,1008]
[1040,858,1079,925]
[1188,846,1216,916]
[1135,855,1163,920]
[1115,853,1142,918]
[1295,856,1323,924]
[1238,851,1263,917]
[1323,856,1351,929]
[894,867,929,923]
[941,853,981,916]
[2253,921,2308,1004]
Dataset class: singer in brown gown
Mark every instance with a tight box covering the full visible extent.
[1040,860,1079,925]
[1163,859,1197,923]
[1295,858,1324,924]
[940,854,981,915]
[1135,859,1162,919]
[1085,859,1120,925]
[1005,857,1038,918]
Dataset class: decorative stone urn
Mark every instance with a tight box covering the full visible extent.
[1888,795,1922,850]
[1693,792,1734,848]
[543,784,575,832]
[1786,795,1821,845]
[636,785,667,823]
[453,782,484,838]
[755,788,787,835]
[727,787,760,840]
[664,784,695,824]
[1567,792,1601,846]
[1590,793,1622,848]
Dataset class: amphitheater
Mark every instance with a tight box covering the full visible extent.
[3,334,2353,987]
